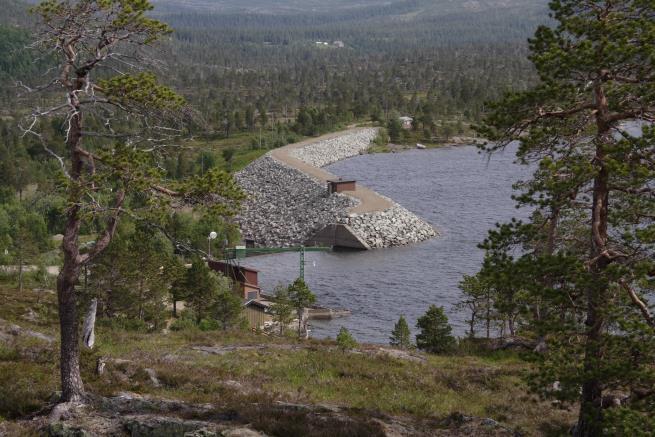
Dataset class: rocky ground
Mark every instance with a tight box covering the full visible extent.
[339,205,437,248]
[290,128,379,167]
[235,130,437,248]
[16,391,522,437]
[235,156,357,247]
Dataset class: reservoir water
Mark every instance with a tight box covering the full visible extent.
[243,144,533,344]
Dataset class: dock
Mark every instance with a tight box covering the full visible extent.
[307,306,352,320]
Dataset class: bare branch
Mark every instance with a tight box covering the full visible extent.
[620,280,655,328]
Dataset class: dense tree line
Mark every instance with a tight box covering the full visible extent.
[0,0,545,137]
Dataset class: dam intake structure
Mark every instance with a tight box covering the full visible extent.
[235,128,437,249]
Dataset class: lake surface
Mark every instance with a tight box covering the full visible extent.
[243,144,533,344]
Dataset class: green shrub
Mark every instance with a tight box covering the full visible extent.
[373,127,389,147]
[198,318,220,331]
[336,327,357,351]
[0,361,56,419]
[97,317,150,333]
[170,317,198,332]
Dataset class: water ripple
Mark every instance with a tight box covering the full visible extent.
[243,145,532,343]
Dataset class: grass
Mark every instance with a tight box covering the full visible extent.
[0,280,576,435]
[182,129,302,173]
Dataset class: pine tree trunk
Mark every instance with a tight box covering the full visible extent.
[57,85,86,403]
[576,98,611,436]
[576,170,608,436]
[57,273,84,402]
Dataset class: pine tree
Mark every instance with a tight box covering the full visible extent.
[26,0,243,402]
[457,275,494,339]
[389,315,412,349]
[387,117,402,143]
[336,327,357,351]
[5,204,49,293]
[415,305,456,354]
[212,288,243,331]
[476,1,655,433]
[270,284,294,335]
[185,257,220,323]
[88,224,177,329]
[287,278,315,335]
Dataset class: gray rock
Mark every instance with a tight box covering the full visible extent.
[234,131,436,249]
[221,428,265,437]
[45,423,93,437]
[290,129,378,167]
[123,416,219,437]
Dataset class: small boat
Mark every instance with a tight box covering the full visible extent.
[416,143,426,149]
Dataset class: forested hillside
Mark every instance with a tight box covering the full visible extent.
[158,0,547,129]
[1,0,547,126]
[0,0,548,220]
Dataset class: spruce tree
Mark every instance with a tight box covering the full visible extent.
[212,289,243,331]
[336,327,357,351]
[270,284,294,335]
[476,1,655,434]
[389,315,412,349]
[185,257,220,323]
[287,278,316,335]
[415,305,456,354]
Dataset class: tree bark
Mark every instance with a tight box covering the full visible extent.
[57,273,84,401]
[575,84,611,437]
[576,165,609,436]
[57,79,86,402]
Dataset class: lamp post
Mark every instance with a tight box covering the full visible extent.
[207,231,217,259]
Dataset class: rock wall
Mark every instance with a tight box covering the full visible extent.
[339,204,437,248]
[235,156,356,247]
[235,129,437,248]
[290,128,379,167]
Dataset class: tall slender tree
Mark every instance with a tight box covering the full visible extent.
[23,0,242,403]
[288,278,315,335]
[477,1,655,434]
[389,315,412,349]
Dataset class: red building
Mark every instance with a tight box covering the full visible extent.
[208,260,261,300]
[327,179,356,194]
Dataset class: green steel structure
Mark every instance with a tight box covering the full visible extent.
[222,245,331,280]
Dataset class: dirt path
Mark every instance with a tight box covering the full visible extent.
[270,128,393,214]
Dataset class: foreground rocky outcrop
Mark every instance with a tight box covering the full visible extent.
[28,391,519,437]
[235,129,436,248]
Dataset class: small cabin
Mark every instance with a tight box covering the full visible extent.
[244,299,275,330]
[327,179,356,194]
[208,260,261,300]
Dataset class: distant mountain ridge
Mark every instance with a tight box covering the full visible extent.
[151,0,547,17]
